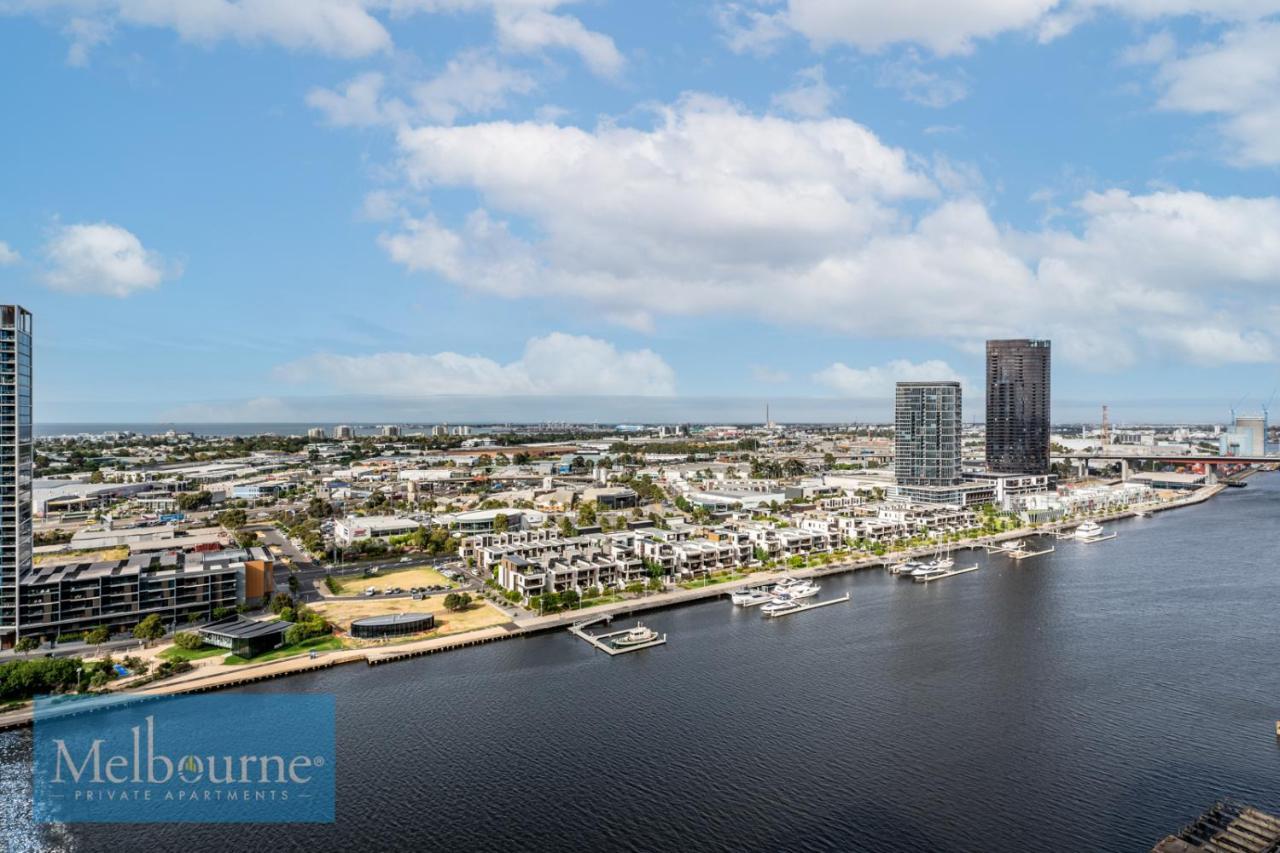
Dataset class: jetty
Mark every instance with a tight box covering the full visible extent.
[763,594,849,618]
[913,565,979,583]
[568,618,666,655]
[986,540,1055,560]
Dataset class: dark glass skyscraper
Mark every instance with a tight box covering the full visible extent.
[985,339,1050,475]
[0,306,32,644]
[895,381,962,487]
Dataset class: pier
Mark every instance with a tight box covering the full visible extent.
[986,540,1055,560]
[763,594,849,618]
[568,619,667,655]
[913,565,980,583]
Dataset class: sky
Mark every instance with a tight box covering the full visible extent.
[1,0,1279,425]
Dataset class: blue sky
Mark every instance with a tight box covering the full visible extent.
[1,0,1278,424]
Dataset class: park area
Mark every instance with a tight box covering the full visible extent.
[330,565,457,595]
[310,595,510,643]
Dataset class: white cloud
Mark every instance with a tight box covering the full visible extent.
[814,359,964,397]
[0,241,19,266]
[785,0,1059,55]
[493,7,623,77]
[771,65,837,117]
[716,0,1280,58]
[750,365,791,384]
[307,54,536,127]
[376,95,1280,369]
[716,2,790,56]
[875,52,969,107]
[42,222,176,297]
[276,332,676,396]
[1119,29,1175,65]
[385,0,623,76]
[1151,21,1280,166]
[11,0,393,62]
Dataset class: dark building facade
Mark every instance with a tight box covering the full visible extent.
[895,382,962,487]
[1,305,33,646]
[985,339,1051,475]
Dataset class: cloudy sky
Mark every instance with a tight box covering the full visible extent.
[1,0,1278,424]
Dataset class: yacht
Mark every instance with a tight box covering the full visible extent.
[912,566,951,583]
[761,595,802,616]
[612,623,659,647]
[787,580,820,600]
[731,587,773,606]
[893,560,923,577]
[1075,521,1104,540]
[772,576,803,593]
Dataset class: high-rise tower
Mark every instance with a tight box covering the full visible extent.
[1,305,32,644]
[985,339,1051,475]
[895,382,962,487]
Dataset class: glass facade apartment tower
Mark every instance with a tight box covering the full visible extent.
[985,339,1051,475]
[895,382,962,487]
[1,305,32,644]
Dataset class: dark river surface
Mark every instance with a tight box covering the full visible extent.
[4,476,1279,852]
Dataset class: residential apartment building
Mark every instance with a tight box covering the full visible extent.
[895,382,963,487]
[986,339,1051,475]
[16,548,274,638]
[1,305,32,645]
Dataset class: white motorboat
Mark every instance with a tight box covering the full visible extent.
[772,576,803,593]
[786,580,820,599]
[1075,521,1104,540]
[761,595,802,616]
[912,566,951,582]
[612,623,659,647]
[731,588,773,606]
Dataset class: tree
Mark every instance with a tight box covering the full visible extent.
[493,512,510,534]
[176,490,213,511]
[85,625,110,654]
[269,592,294,614]
[235,529,259,548]
[288,574,300,594]
[15,636,38,656]
[133,614,165,645]
[218,508,248,530]
[576,500,597,526]
[173,631,203,650]
[444,592,472,611]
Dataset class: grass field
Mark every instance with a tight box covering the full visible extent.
[224,635,343,665]
[158,644,228,663]
[311,595,509,641]
[332,566,456,595]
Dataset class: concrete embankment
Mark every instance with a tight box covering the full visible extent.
[0,484,1227,731]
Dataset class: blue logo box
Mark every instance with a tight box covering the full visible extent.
[34,693,335,823]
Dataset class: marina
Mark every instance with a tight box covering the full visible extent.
[3,476,1276,853]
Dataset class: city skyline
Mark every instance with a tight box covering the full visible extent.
[2,3,1280,423]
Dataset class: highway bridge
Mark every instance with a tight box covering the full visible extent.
[1052,451,1279,483]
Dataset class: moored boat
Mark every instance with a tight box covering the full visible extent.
[612,623,660,647]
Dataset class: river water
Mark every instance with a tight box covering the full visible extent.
[4,477,1279,852]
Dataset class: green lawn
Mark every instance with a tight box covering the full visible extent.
[224,635,343,665]
[158,644,228,662]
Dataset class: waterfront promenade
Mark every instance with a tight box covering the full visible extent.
[0,484,1224,731]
